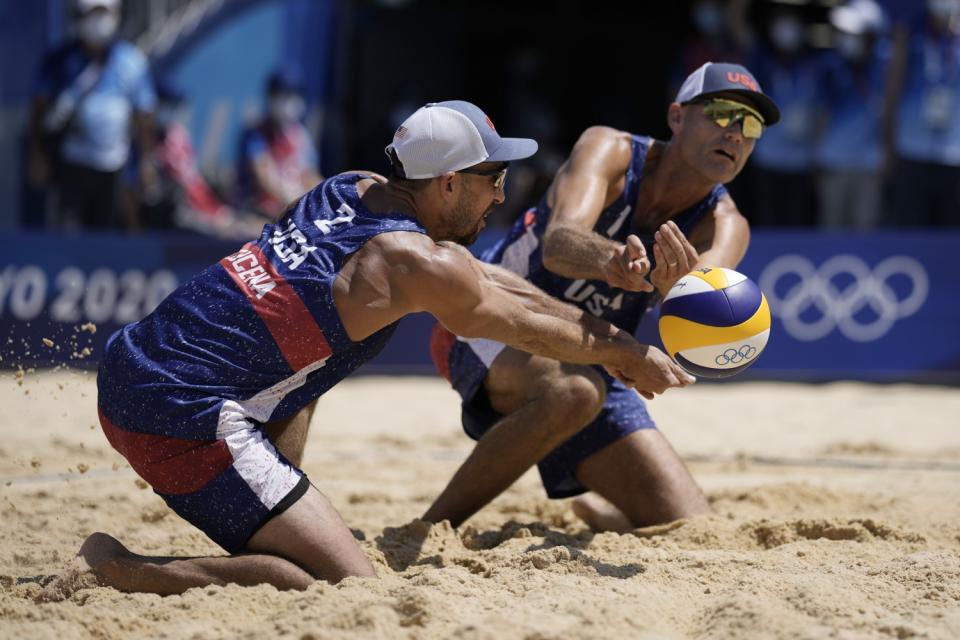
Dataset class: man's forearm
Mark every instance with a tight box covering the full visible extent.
[430,242,642,370]
[440,244,583,321]
[542,226,619,280]
[481,262,585,320]
[510,308,639,369]
[477,263,641,369]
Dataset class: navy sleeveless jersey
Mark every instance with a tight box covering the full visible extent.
[99,172,427,437]
[485,135,727,333]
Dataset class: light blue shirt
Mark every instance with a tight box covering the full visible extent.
[35,40,156,172]
[894,29,960,165]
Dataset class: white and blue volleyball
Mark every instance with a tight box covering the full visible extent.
[658,267,771,379]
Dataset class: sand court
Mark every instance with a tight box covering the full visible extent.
[1,371,959,639]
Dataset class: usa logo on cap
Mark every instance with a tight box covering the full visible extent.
[675,62,781,125]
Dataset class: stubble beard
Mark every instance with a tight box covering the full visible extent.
[447,188,483,246]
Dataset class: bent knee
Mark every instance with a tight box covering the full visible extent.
[487,359,606,425]
[541,368,607,425]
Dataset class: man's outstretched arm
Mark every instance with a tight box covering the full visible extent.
[394,239,694,397]
[540,126,653,292]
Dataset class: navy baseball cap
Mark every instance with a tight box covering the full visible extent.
[675,62,781,125]
[386,100,538,179]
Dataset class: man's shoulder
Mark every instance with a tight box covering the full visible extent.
[568,126,638,177]
[367,234,478,285]
[348,170,387,183]
[364,230,435,260]
[711,186,741,214]
[347,234,470,304]
[577,125,636,147]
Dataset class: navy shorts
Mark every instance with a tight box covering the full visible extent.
[97,364,311,554]
[431,324,656,499]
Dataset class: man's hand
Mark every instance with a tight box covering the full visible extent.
[605,343,695,399]
[602,234,654,292]
[651,221,699,296]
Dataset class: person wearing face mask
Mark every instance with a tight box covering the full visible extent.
[25,0,156,229]
[886,0,960,227]
[742,6,820,227]
[236,69,322,219]
[815,0,891,229]
[121,78,255,238]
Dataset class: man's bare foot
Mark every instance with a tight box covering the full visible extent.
[36,532,131,603]
[571,493,634,533]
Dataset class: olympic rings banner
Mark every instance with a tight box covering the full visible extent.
[1,230,959,382]
[633,230,960,382]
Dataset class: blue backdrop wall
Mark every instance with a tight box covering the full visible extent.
[1,229,957,383]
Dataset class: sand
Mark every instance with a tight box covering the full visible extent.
[1,370,958,639]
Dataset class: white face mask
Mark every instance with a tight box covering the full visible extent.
[77,12,119,47]
[770,16,805,53]
[269,95,306,124]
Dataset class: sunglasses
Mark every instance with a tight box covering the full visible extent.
[458,163,509,191]
[700,99,765,139]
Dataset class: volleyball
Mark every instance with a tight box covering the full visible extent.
[658,267,771,379]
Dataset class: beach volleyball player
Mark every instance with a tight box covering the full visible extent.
[42,101,693,600]
[428,63,780,532]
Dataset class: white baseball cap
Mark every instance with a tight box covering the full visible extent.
[385,100,538,179]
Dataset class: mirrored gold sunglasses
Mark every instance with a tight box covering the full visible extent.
[701,99,765,139]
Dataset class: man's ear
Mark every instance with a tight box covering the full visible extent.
[667,102,684,135]
[438,171,457,196]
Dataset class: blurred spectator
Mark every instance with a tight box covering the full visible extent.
[236,69,322,219]
[26,0,156,229]
[123,77,258,239]
[676,0,750,78]
[888,0,960,227]
[816,0,891,230]
[746,5,821,227]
